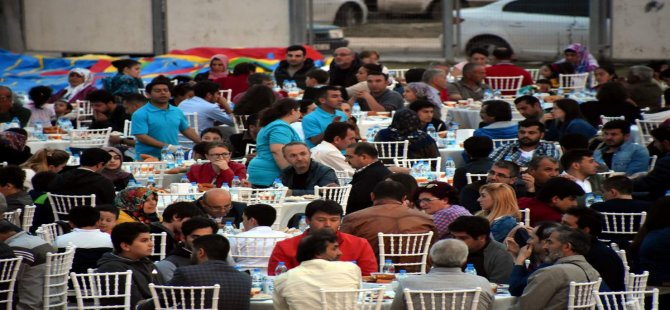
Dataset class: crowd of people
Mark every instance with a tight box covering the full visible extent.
[0,42,670,309]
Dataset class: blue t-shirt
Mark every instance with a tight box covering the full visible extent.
[247,119,302,186]
[302,106,348,148]
[131,103,189,159]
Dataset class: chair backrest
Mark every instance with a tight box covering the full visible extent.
[628,271,649,292]
[492,138,518,149]
[233,114,250,133]
[149,283,220,310]
[319,287,385,310]
[121,162,167,186]
[47,193,96,221]
[388,69,409,80]
[526,68,540,81]
[228,235,288,270]
[314,185,352,214]
[43,246,76,309]
[595,289,659,310]
[465,173,488,185]
[150,232,167,261]
[599,115,625,126]
[559,73,590,90]
[70,270,133,309]
[184,112,199,133]
[519,209,530,227]
[236,187,287,205]
[615,249,630,287]
[601,212,647,236]
[568,278,602,309]
[156,192,205,214]
[2,208,21,227]
[245,143,257,156]
[122,120,132,137]
[403,287,482,310]
[394,157,443,174]
[22,205,36,232]
[75,100,93,128]
[377,231,434,274]
[635,119,663,145]
[370,141,409,163]
[335,170,352,186]
[596,170,618,179]
[649,155,658,171]
[0,257,23,310]
[485,75,524,92]
[219,88,232,102]
[36,223,65,246]
[69,127,112,148]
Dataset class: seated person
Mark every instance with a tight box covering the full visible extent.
[348,71,404,112]
[87,89,128,132]
[447,63,489,101]
[311,122,358,176]
[374,109,439,160]
[185,128,224,160]
[195,188,245,227]
[230,113,260,160]
[48,148,116,205]
[186,142,247,188]
[521,156,560,197]
[474,100,519,139]
[488,120,560,167]
[280,142,339,196]
[55,206,113,273]
[155,217,219,281]
[518,177,585,226]
[413,181,470,240]
[454,136,494,191]
[301,86,346,148]
[0,165,33,211]
[302,69,329,102]
[459,160,525,214]
[545,99,597,141]
[95,204,119,234]
[150,201,204,255]
[100,147,135,191]
[28,171,59,232]
[0,86,31,127]
[561,149,605,205]
[591,176,651,244]
[633,126,670,199]
[408,100,448,132]
[593,120,649,176]
[580,82,642,127]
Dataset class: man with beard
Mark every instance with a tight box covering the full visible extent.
[489,120,560,167]
[155,217,218,281]
[507,222,561,296]
[279,142,339,196]
[594,120,649,175]
[514,226,600,310]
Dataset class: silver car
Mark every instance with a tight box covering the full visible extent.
[313,0,369,26]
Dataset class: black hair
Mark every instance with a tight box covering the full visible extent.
[247,73,272,86]
[305,200,343,220]
[204,141,232,154]
[492,47,513,60]
[514,95,540,106]
[95,204,120,219]
[259,98,300,127]
[234,85,276,116]
[173,83,194,98]
[181,216,218,237]
[448,216,491,239]
[193,81,220,98]
[111,222,150,253]
[551,226,591,255]
[518,119,545,132]
[527,156,558,171]
[651,126,670,143]
[317,85,343,101]
[366,70,389,80]
[191,142,210,159]
[296,229,338,263]
[286,45,307,56]
[386,173,419,203]
[493,160,520,178]
[31,171,58,192]
[200,127,224,139]
[306,69,329,84]
[404,68,427,84]
[482,100,512,122]
[68,206,100,228]
[145,79,172,94]
[86,89,115,104]
[80,148,112,167]
[192,234,230,261]
[536,79,552,85]
[245,113,260,129]
[323,122,355,143]
[299,100,315,114]
[565,206,604,237]
[535,221,561,240]
[596,82,629,106]
[361,63,383,74]
[559,133,590,151]
[602,175,633,195]
[554,98,585,126]
[408,100,436,113]
[463,136,494,159]
[123,93,148,104]
[560,149,594,172]
[536,177,585,203]
[232,62,257,76]
[243,204,277,227]
[0,220,20,234]
[0,166,25,189]
[162,202,204,224]
[28,86,53,108]
[372,180,407,201]
[602,119,631,135]
[647,60,667,73]
[348,142,378,158]
[469,47,490,58]
[111,59,141,74]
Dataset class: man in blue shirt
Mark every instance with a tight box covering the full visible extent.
[178,81,234,132]
[131,80,201,159]
[302,86,348,148]
[593,120,649,176]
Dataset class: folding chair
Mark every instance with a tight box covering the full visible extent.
[43,246,76,309]
[149,284,220,310]
[0,257,23,310]
[378,231,433,274]
[69,127,112,148]
[70,270,133,309]
[319,287,385,310]
[484,76,524,94]
[567,278,602,310]
[559,73,590,91]
[403,287,482,310]
[47,193,96,221]
[314,185,352,214]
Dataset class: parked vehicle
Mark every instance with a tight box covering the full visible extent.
[312,24,349,53]
[314,0,369,26]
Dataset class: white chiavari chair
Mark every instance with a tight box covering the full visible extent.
[636,119,663,145]
[559,73,590,91]
[595,288,659,310]
[394,157,442,174]
[245,144,256,156]
[228,235,289,270]
[567,278,602,310]
[74,100,93,128]
[370,141,409,166]
[519,209,530,227]
[150,232,167,261]
[70,270,133,309]
[465,173,488,184]
[628,271,649,292]
[0,257,23,310]
[599,115,625,126]
[319,287,385,310]
[36,223,65,246]
[601,212,647,240]
[234,115,250,133]
[2,208,21,227]
[378,231,433,275]
[219,89,232,102]
[403,287,482,310]
[314,185,352,214]
[43,246,76,309]
[22,205,36,232]
[492,138,518,149]
[69,127,112,148]
[485,76,524,94]
[149,284,220,310]
[335,170,352,186]
[526,68,540,81]
[122,120,132,138]
[47,193,96,221]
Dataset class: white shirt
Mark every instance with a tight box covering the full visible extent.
[311,141,355,176]
[273,259,361,310]
[229,226,290,273]
[290,122,305,140]
[54,228,113,249]
[562,172,593,193]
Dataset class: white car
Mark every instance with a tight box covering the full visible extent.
[314,0,369,27]
[457,0,591,60]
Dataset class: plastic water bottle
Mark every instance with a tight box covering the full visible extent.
[221,182,230,191]
[446,128,457,148]
[382,259,395,274]
[231,176,242,188]
[585,193,595,207]
[397,269,408,280]
[189,181,198,197]
[419,161,429,178]
[445,157,456,179]
[275,262,288,276]
[594,195,604,204]
[273,178,284,189]
[365,127,376,142]
[175,147,185,166]
[282,80,291,92]
[146,176,156,187]
[298,215,308,232]
[128,180,137,188]
[33,122,45,140]
[410,162,422,178]
[72,153,80,166]
[465,263,477,275]
[483,89,493,100]
[263,277,274,294]
[8,117,21,129]
[493,89,502,100]
[426,123,438,140]
[224,221,235,235]
[352,102,361,115]
[251,268,263,291]
[180,176,189,183]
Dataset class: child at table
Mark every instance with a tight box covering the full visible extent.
[95,204,119,234]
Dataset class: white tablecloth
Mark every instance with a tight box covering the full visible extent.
[275,200,310,229]
[359,118,392,134]
[25,139,71,151]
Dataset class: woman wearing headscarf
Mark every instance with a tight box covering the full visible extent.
[194,54,229,82]
[102,59,144,98]
[0,128,31,165]
[100,147,134,191]
[49,68,97,104]
[556,43,599,73]
[374,108,439,159]
[113,187,160,225]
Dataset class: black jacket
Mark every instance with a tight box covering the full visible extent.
[280,161,339,196]
[48,168,116,205]
[329,58,362,88]
[586,237,626,291]
[90,104,128,133]
[634,152,670,199]
[453,157,494,191]
[273,58,316,89]
[346,160,391,214]
[97,252,165,307]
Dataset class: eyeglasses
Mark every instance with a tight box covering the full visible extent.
[207,152,231,158]
[416,198,440,204]
[488,171,511,178]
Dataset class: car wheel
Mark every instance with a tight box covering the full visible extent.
[466,36,511,55]
[335,4,362,27]
[429,0,469,20]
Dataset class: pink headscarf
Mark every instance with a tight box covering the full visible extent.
[208,54,229,80]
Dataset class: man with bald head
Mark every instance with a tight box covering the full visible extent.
[195,188,244,227]
[447,63,489,101]
[329,47,361,89]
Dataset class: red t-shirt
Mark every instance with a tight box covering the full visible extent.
[518,197,562,227]
[186,162,247,188]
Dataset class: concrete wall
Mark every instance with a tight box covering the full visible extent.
[165,0,290,50]
[611,0,670,60]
